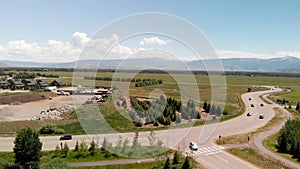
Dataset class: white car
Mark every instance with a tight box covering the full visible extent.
[189,142,198,151]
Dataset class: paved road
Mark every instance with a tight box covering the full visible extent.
[253,94,300,169]
[0,87,295,168]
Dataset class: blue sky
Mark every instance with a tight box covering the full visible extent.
[0,0,300,62]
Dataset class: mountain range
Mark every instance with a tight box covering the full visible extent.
[0,56,300,73]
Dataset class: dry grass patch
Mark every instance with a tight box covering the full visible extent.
[227,147,295,169]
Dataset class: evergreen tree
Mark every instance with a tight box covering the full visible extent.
[196,112,201,119]
[54,145,61,157]
[74,141,79,152]
[62,142,70,157]
[216,106,222,116]
[205,104,211,113]
[88,140,97,156]
[210,105,216,115]
[203,101,207,111]
[172,151,180,166]
[121,138,129,154]
[13,127,42,169]
[101,138,109,151]
[132,132,140,148]
[175,114,182,124]
[163,157,171,169]
[296,102,299,111]
[181,157,191,169]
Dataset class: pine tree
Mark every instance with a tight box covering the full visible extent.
[216,106,222,116]
[172,151,180,166]
[13,127,42,169]
[62,142,70,157]
[203,101,207,111]
[196,112,201,119]
[163,157,171,169]
[88,140,97,156]
[181,157,191,169]
[132,132,140,148]
[205,104,211,113]
[296,102,299,111]
[101,138,109,151]
[74,141,79,152]
[210,105,216,115]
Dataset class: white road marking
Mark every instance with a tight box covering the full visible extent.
[194,146,223,156]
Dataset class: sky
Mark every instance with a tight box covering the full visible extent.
[0,0,300,62]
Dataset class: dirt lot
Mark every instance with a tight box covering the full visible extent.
[0,93,91,121]
[0,92,57,105]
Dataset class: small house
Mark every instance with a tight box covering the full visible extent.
[8,79,24,89]
[0,81,9,89]
[37,79,48,88]
[50,80,66,88]
[22,79,37,89]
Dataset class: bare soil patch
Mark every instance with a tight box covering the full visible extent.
[0,92,57,105]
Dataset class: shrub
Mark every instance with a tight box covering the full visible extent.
[39,123,56,134]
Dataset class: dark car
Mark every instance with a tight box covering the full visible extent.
[249,98,252,100]
[260,103,264,107]
[250,104,254,107]
[247,112,252,116]
[59,134,72,140]
[259,114,264,119]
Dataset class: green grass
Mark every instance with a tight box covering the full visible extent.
[263,132,300,164]
[0,92,24,97]
[227,147,294,169]
[0,152,14,163]
[68,162,156,169]
[3,72,300,135]
[68,156,203,169]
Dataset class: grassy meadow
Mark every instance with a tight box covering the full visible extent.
[1,71,300,134]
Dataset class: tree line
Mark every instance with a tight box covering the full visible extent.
[277,119,300,160]
[203,101,223,116]
[126,96,199,127]
[0,72,59,80]
[84,76,163,85]
[2,128,176,169]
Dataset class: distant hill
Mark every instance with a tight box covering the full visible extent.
[1,56,300,73]
[188,56,300,73]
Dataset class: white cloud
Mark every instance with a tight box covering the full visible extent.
[72,32,90,47]
[139,37,169,46]
[1,32,300,63]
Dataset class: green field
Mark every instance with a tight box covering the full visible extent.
[227,147,294,169]
[1,71,300,134]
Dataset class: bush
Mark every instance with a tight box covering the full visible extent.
[39,123,64,135]
[39,123,56,134]
[54,128,65,134]
[42,158,67,169]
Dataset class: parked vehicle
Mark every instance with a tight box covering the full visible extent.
[247,112,252,116]
[259,114,264,119]
[260,103,264,107]
[251,104,254,107]
[189,142,198,151]
[59,134,72,140]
